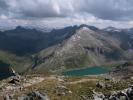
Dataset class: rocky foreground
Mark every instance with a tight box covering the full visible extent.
[0,74,133,100]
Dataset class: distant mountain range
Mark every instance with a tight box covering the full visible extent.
[0,24,133,74]
[0,25,78,55]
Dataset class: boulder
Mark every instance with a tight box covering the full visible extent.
[8,75,21,85]
[96,81,105,88]
[127,86,133,99]
[18,91,49,100]
[92,90,105,100]
[54,85,70,96]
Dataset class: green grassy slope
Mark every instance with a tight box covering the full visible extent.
[0,50,33,73]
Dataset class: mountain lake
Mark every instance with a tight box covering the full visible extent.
[63,66,110,76]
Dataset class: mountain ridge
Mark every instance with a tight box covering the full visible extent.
[0,24,132,74]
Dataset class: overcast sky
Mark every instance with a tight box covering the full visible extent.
[0,0,133,29]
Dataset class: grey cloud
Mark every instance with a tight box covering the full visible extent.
[83,0,133,21]
[6,0,72,18]
[0,0,133,21]
[0,0,9,16]
[0,0,8,9]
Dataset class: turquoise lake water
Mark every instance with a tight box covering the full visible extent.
[63,66,109,76]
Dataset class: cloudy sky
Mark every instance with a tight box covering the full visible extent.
[0,0,133,29]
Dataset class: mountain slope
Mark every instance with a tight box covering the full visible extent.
[102,27,133,60]
[0,51,32,73]
[0,25,79,74]
[0,26,78,56]
[32,26,124,72]
[0,25,133,74]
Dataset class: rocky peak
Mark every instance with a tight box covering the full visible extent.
[79,24,99,31]
[15,26,24,30]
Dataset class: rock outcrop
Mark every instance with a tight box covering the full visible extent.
[93,85,133,100]
[18,91,49,100]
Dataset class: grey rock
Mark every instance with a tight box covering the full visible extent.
[54,85,70,96]
[18,91,49,100]
[96,81,106,88]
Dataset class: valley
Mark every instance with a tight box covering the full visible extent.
[0,25,133,76]
[0,25,133,100]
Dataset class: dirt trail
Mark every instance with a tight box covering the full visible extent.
[0,76,99,99]
[66,78,98,85]
[23,77,44,87]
